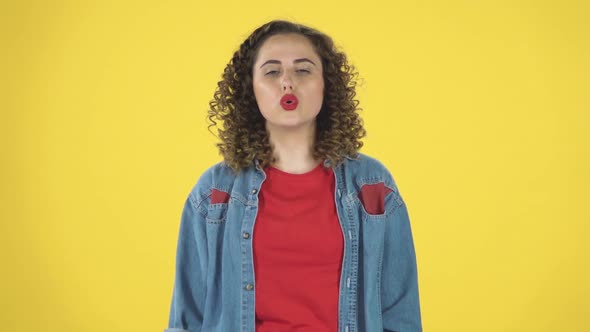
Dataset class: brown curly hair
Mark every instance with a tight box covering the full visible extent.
[207,20,366,173]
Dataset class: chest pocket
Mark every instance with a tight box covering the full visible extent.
[206,188,231,224]
[206,203,229,224]
[357,181,394,217]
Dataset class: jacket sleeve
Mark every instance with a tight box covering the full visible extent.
[165,193,208,332]
[382,196,423,332]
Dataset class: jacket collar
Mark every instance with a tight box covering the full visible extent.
[253,154,358,170]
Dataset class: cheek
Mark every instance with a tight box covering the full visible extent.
[309,79,325,100]
[253,81,276,108]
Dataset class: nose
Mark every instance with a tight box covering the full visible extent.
[281,73,293,92]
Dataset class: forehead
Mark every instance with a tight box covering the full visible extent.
[254,33,321,65]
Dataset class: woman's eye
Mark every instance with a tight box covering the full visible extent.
[264,69,310,76]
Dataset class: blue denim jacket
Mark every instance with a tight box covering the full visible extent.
[165,153,422,332]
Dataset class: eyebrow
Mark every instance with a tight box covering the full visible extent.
[259,58,316,68]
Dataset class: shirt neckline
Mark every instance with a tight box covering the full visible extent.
[265,162,325,180]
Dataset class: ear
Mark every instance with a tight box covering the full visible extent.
[358,182,393,215]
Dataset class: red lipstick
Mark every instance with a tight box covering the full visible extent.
[280,94,299,111]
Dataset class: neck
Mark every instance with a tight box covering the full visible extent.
[266,122,320,174]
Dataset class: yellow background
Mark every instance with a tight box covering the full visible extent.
[2,0,589,331]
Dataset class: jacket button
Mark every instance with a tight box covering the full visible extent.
[245,283,254,291]
[242,232,250,239]
[251,188,258,194]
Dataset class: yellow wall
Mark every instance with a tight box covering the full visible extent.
[2,0,588,331]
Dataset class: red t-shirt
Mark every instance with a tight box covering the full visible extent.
[253,163,344,331]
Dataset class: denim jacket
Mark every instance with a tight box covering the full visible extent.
[165,153,422,332]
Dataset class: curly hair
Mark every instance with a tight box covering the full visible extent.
[207,20,366,173]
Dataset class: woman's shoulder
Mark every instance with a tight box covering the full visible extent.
[346,152,403,192]
[346,152,394,178]
[186,160,239,199]
[200,160,237,182]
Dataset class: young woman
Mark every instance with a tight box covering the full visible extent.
[165,20,422,332]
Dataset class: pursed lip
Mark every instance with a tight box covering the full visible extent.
[280,93,299,111]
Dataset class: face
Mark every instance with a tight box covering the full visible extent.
[252,33,324,132]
